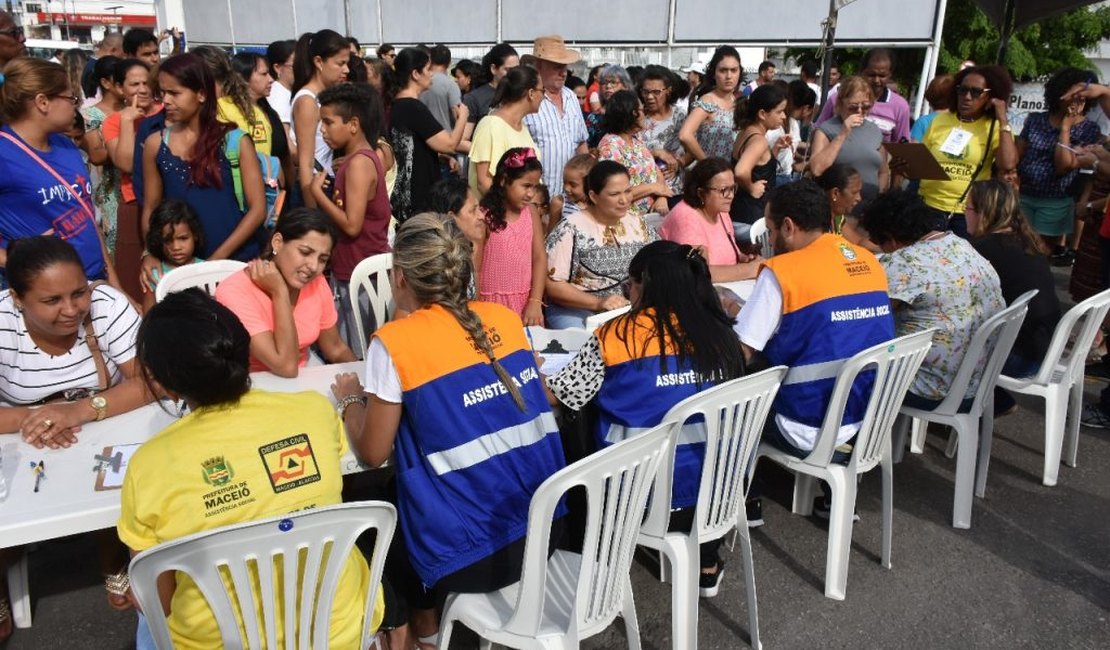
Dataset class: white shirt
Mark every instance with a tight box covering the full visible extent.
[269,82,293,125]
[0,284,140,406]
[364,337,402,403]
[732,269,860,451]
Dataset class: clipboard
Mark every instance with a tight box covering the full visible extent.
[93,444,141,491]
[882,142,952,181]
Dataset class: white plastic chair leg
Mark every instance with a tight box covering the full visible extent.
[823,470,855,600]
[621,575,642,650]
[891,414,910,464]
[880,453,893,570]
[435,596,458,650]
[791,474,818,515]
[659,550,670,584]
[736,526,762,650]
[7,553,31,628]
[1042,387,1065,486]
[951,417,977,529]
[1064,378,1083,468]
[975,395,996,499]
[662,537,697,650]
[909,417,926,454]
[944,427,958,458]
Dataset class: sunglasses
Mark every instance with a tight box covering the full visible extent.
[845,102,872,113]
[0,26,24,39]
[956,85,990,99]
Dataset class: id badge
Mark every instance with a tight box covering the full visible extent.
[939,127,973,156]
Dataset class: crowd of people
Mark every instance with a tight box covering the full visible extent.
[1,10,1109,647]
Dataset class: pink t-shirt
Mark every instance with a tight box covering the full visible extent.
[215,270,338,372]
[659,201,740,266]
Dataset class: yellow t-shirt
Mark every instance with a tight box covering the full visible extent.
[918,111,1001,214]
[218,96,273,157]
[467,114,540,196]
[118,389,383,650]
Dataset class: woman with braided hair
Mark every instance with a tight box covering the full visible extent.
[331,212,565,647]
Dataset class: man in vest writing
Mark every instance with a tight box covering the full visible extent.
[733,180,895,522]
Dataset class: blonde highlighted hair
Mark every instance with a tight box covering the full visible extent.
[835,75,874,109]
[392,213,527,411]
[968,179,1046,256]
[0,58,69,123]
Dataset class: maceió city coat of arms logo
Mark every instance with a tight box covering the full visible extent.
[202,456,234,487]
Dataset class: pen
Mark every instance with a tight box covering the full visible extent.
[32,460,44,493]
[525,327,536,352]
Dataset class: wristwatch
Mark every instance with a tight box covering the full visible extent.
[1000,124,1013,134]
[90,395,108,421]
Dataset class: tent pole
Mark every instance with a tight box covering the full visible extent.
[996,0,1016,64]
[818,0,839,108]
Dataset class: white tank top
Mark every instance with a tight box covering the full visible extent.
[290,88,333,171]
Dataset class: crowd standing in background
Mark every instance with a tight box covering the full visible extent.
[5,10,1110,646]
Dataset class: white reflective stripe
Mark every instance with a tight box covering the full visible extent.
[605,421,707,447]
[426,411,559,476]
[783,359,844,386]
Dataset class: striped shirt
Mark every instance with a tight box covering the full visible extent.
[0,284,140,406]
[524,86,588,193]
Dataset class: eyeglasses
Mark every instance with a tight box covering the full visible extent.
[845,102,873,113]
[53,94,80,106]
[0,26,24,39]
[956,85,990,99]
[641,88,666,97]
[706,185,737,197]
[601,79,623,88]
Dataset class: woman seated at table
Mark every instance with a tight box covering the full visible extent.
[966,179,1061,414]
[215,207,357,377]
[543,239,747,596]
[0,236,151,639]
[330,214,565,646]
[860,189,1004,410]
[660,157,761,281]
[545,160,659,329]
[118,289,384,649]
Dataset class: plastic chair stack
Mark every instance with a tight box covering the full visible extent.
[755,330,934,600]
[640,366,786,650]
[437,423,676,650]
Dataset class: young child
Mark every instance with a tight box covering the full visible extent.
[548,154,595,235]
[531,183,551,230]
[479,147,546,325]
[312,82,391,350]
[142,199,205,312]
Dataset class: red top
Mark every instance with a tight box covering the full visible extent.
[331,148,391,281]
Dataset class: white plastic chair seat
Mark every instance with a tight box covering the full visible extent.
[444,551,582,640]
[584,305,631,331]
[154,259,247,302]
[747,217,773,258]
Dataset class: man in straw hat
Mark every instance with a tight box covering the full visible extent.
[524,35,589,192]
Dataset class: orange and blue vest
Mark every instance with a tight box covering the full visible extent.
[375,302,566,586]
[762,234,894,428]
[596,311,726,509]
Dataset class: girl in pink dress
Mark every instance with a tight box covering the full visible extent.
[478,147,547,325]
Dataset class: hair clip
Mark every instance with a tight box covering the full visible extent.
[503,148,538,169]
[685,246,700,260]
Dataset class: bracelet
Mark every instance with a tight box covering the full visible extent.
[337,394,367,418]
[528,298,545,306]
[104,570,131,597]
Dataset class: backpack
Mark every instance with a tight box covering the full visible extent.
[224,128,282,227]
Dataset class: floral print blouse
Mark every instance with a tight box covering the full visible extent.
[880,233,1004,401]
[546,210,659,298]
[691,98,738,162]
[640,106,688,194]
[597,133,664,216]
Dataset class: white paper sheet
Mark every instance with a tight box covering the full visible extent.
[540,353,575,376]
[99,443,142,489]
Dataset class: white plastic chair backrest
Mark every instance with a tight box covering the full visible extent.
[806,330,935,471]
[129,502,396,650]
[154,260,247,302]
[525,326,591,354]
[347,253,394,359]
[585,305,631,331]
[932,290,1035,415]
[1028,286,1110,385]
[748,217,773,258]
[641,366,787,542]
[505,422,675,640]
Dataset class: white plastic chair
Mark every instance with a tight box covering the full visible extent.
[640,366,787,650]
[755,330,933,600]
[154,259,247,302]
[347,253,394,359]
[996,287,1110,486]
[584,305,631,331]
[6,555,30,628]
[437,422,676,650]
[747,217,773,258]
[129,502,396,650]
[893,291,1034,528]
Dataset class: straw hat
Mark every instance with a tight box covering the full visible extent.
[532,35,580,65]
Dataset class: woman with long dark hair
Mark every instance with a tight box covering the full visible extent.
[291,29,350,208]
[545,239,747,595]
[731,83,788,229]
[140,53,266,266]
[597,89,671,215]
[232,51,290,198]
[467,65,540,195]
[384,47,468,223]
[678,45,742,162]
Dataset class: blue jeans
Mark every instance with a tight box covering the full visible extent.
[545,303,593,329]
[136,611,156,650]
